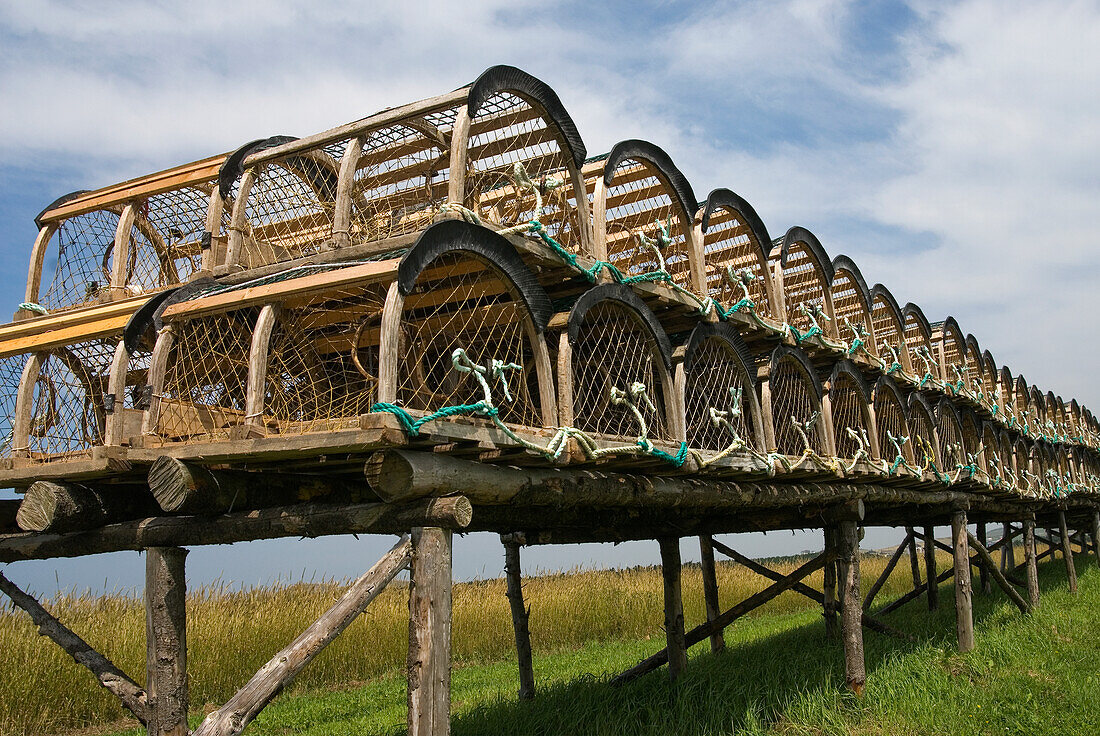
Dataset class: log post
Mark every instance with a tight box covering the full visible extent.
[838,520,865,695]
[1001,523,1016,572]
[1058,511,1077,593]
[17,480,159,533]
[924,524,939,611]
[698,535,725,652]
[906,526,922,590]
[658,537,688,681]
[822,527,839,640]
[976,521,991,594]
[1024,520,1040,608]
[503,539,535,700]
[951,509,974,652]
[1093,510,1100,568]
[408,527,452,736]
[145,547,188,736]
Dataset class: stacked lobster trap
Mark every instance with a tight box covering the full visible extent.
[0,63,1097,504]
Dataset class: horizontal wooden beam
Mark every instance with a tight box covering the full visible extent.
[0,496,470,562]
[0,293,152,359]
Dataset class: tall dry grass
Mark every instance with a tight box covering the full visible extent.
[0,545,955,736]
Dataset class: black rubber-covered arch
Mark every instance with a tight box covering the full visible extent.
[683,321,757,386]
[398,220,553,332]
[870,284,904,327]
[827,359,872,402]
[830,256,871,310]
[940,316,964,345]
[123,286,189,353]
[34,190,91,229]
[218,135,297,200]
[603,140,697,224]
[468,65,587,169]
[779,227,834,284]
[567,283,673,370]
[908,390,937,428]
[964,333,982,363]
[150,277,220,332]
[700,188,772,263]
[873,375,910,420]
[767,344,824,403]
[902,302,933,340]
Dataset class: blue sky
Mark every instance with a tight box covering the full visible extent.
[1,0,1098,595]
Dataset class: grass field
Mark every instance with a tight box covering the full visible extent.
[1,543,1097,735]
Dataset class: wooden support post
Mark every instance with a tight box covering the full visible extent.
[924,524,939,611]
[698,535,725,652]
[906,526,922,589]
[145,547,188,736]
[503,540,535,700]
[1093,510,1100,568]
[951,510,974,652]
[966,531,1030,614]
[822,528,839,640]
[658,537,688,681]
[1001,523,1016,572]
[1058,511,1077,593]
[838,520,865,695]
[408,527,452,736]
[1024,520,1040,608]
[976,521,991,594]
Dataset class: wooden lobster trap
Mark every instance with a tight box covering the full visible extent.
[829,257,875,362]
[770,227,837,341]
[699,189,778,325]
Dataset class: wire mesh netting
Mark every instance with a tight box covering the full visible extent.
[684,338,756,451]
[963,341,983,393]
[158,311,257,441]
[0,356,24,458]
[26,340,116,460]
[829,373,869,459]
[768,358,823,455]
[571,301,669,440]
[604,161,693,291]
[350,109,459,246]
[935,403,964,471]
[398,252,542,428]
[874,387,910,462]
[40,211,120,310]
[702,208,772,317]
[871,295,904,362]
[830,270,871,352]
[774,243,828,334]
[908,399,936,465]
[260,285,387,435]
[125,186,211,294]
[960,411,982,463]
[466,94,582,252]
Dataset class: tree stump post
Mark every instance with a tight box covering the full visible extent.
[503,539,535,700]
[658,537,688,681]
[698,535,725,653]
[976,521,991,594]
[408,527,452,736]
[905,526,922,590]
[1092,510,1100,569]
[1058,511,1077,593]
[838,520,865,694]
[923,524,938,611]
[145,547,188,736]
[822,527,839,640]
[1024,520,1040,609]
[951,509,974,652]
[1001,523,1015,572]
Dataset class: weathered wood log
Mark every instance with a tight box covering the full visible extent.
[1024,521,1040,608]
[148,456,369,514]
[16,480,159,533]
[195,536,412,736]
[503,539,535,700]
[1058,511,1078,593]
[863,532,911,612]
[610,551,832,685]
[839,520,865,694]
[698,535,725,652]
[976,522,991,594]
[1000,523,1016,572]
[966,532,1030,614]
[906,526,922,589]
[0,499,18,532]
[0,497,471,563]
[408,528,452,736]
[822,528,838,640]
[924,524,939,611]
[709,538,913,641]
[146,547,188,736]
[658,537,687,681]
[0,571,148,724]
[952,509,974,652]
[1093,510,1100,568]
[364,450,1035,516]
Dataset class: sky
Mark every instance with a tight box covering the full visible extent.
[1,0,1098,596]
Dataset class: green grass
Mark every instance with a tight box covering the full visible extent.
[108,556,1100,736]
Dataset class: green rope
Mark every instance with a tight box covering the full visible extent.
[641,441,690,467]
[369,401,496,438]
[18,302,48,315]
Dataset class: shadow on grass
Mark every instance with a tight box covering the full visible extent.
[450,557,1083,736]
